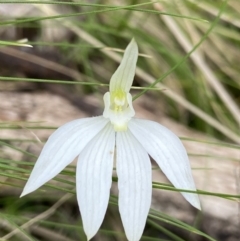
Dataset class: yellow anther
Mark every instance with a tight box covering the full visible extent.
[110,90,127,112]
[103,91,135,132]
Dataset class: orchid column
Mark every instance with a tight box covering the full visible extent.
[21,39,200,241]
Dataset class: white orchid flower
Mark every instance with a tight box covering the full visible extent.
[21,39,200,241]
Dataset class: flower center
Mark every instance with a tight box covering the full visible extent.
[103,90,135,131]
[111,90,126,112]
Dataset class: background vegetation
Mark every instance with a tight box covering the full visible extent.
[0,0,239,240]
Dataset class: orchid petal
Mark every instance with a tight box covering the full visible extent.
[76,123,115,240]
[128,119,201,210]
[110,38,138,93]
[116,130,152,241]
[21,116,108,197]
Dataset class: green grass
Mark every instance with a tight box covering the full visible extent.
[0,0,240,240]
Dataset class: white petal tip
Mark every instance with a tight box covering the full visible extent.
[20,185,35,198]
[193,200,201,210]
[185,193,201,210]
[20,191,27,198]
[131,38,136,43]
[191,202,201,210]
[86,232,95,241]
